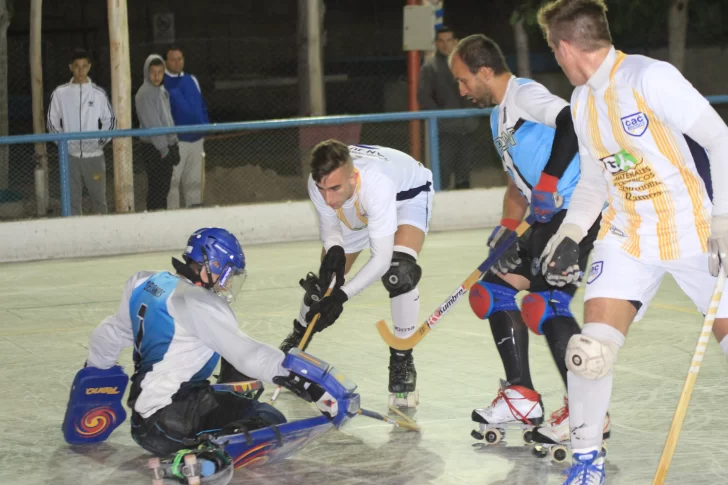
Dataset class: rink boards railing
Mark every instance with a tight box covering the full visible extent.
[1,94,727,217]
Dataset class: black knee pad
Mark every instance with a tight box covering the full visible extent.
[381,251,422,298]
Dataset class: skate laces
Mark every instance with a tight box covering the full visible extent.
[549,402,569,426]
[491,385,540,426]
[563,450,605,485]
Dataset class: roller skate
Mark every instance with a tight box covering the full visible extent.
[279,319,310,354]
[147,441,234,485]
[532,397,610,463]
[562,448,606,485]
[470,379,544,445]
[388,348,419,408]
[279,272,323,353]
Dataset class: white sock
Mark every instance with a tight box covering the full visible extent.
[720,335,728,358]
[568,323,625,451]
[391,245,420,338]
[392,288,420,338]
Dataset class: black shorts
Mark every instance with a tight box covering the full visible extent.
[484,210,601,295]
[131,383,286,456]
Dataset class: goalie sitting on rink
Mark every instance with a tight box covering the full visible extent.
[64,228,351,482]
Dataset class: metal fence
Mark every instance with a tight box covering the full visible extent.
[0,98,727,221]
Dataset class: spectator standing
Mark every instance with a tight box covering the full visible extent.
[164,47,209,209]
[418,27,480,190]
[47,50,115,215]
[135,54,180,211]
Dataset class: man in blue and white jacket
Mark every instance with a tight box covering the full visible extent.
[47,49,115,216]
[164,47,209,209]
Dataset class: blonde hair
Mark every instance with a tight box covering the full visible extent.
[537,0,612,52]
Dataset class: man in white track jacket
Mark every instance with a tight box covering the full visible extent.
[47,50,115,215]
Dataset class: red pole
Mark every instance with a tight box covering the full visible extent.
[407,0,421,161]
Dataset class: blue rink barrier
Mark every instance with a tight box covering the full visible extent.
[0,95,726,217]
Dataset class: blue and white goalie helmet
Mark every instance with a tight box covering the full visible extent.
[183,227,247,303]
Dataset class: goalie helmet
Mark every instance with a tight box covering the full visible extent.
[183,228,247,303]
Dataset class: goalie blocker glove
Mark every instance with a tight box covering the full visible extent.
[272,373,338,418]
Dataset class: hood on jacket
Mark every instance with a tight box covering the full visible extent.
[143,54,166,86]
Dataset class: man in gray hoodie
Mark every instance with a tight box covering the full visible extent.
[135,54,180,211]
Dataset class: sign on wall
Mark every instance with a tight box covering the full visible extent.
[153,13,175,45]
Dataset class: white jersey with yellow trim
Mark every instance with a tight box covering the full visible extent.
[569,47,713,261]
[308,144,433,246]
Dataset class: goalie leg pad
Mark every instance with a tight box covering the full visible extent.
[382,251,422,298]
[566,324,622,380]
[522,289,574,335]
[469,279,519,320]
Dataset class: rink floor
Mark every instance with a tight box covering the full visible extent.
[1,228,727,485]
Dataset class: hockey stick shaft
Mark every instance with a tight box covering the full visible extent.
[376,215,534,350]
[652,267,725,485]
[358,408,420,431]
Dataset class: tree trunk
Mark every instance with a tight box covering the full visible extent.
[298,0,325,117]
[513,14,531,78]
[668,0,689,72]
[107,0,134,213]
[0,0,11,191]
[30,0,48,215]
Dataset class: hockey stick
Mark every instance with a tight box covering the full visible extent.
[358,408,420,431]
[376,215,534,351]
[652,267,726,485]
[269,276,336,404]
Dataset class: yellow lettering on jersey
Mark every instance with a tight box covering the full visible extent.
[633,90,710,253]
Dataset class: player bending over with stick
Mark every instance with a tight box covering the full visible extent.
[449,34,608,448]
[536,1,728,483]
[278,141,434,408]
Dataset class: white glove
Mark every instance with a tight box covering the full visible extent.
[540,223,586,287]
[315,391,339,418]
[709,214,728,277]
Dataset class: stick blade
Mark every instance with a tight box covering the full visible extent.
[375,319,426,351]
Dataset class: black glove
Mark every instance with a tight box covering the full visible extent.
[487,220,521,274]
[319,245,346,290]
[165,144,181,166]
[539,223,584,287]
[305,288,348,332]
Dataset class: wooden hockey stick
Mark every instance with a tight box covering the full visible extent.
[377,215,534,350]
[269,276,336,404]
[652,267,726,485]
[359,408,420,431]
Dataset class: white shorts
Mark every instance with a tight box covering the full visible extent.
[584,238,728,321]
[343,188,433,254]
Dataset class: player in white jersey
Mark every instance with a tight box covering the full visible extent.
[278,140,434,407]
[84,228,338,457]
[535,1,728,483]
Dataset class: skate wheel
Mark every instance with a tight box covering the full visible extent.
[551,445,568,463]
[484,428,502,444]
[471,429,485,441]
[184,455,200,485]
[152,480,165,485]
[601,441,608,457]
[522,429,534,444]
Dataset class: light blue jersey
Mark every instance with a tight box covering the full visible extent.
[490,77,580,208]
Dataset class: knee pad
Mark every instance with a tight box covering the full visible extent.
[565,333,618,380]
[469,281,519,319]
[382,251,422,298]
[522,290,574,335]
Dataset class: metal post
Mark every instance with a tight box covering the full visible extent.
[58,140,71,217]
[428,116,440,191]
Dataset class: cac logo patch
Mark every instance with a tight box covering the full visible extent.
[621,112,649,137]
[587,261,603,284]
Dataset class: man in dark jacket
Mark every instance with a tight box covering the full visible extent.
[135,54,180,211]
[164,46,209,209]
[418,27,480,189]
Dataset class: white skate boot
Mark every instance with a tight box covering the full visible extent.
[562,448,606,485]
[533,397,611,463]
[471,379,544,445]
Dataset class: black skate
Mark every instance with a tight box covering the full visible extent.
[279,319,310,354]
[388,348,419,408]
[148,441,233,485]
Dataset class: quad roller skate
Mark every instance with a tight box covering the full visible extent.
[470,380,544,445]
[532,397,610,463]
[388,348,419,408]
[147,441,233,485]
